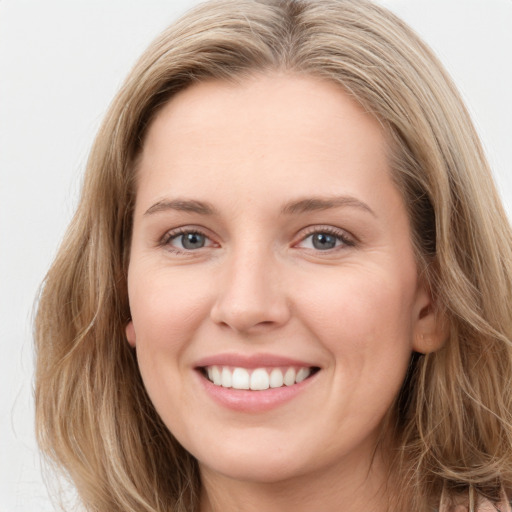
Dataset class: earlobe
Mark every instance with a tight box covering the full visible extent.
[126,320,137,347]
[413,328,446,354]
[412,287,448,354]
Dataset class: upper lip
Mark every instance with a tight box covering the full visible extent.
[194,353,320,369]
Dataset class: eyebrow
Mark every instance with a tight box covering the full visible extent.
[144,199,217,216]
[281,196,376,217]
[144,195,375,217]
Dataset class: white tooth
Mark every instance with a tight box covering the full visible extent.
[250,368,270,391]
[211,366,222,385]
[221,367,232,388]
[284,367,296,386]
[296,367,311,383]
[207,367,214,381]
[269,368,284,388]
[232,368,250,390]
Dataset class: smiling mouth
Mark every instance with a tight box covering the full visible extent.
[200,365,320,391]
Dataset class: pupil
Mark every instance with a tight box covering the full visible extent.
[182,233,205,249]
[313,233,336,250]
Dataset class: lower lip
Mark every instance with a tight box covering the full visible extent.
[196,370,319,413]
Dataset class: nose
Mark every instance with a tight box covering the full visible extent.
[210,245,291,334]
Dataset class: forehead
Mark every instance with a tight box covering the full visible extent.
[143,73,386,155]
[135,73,394,214]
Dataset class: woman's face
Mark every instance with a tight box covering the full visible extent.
[126,74,440,487]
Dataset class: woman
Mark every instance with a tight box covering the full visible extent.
[34,0,512,510]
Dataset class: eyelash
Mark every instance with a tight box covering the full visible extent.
[160,228,215,255]
[159,226,356,254]
[295,226,356,251]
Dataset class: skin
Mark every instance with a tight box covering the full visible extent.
[125,73,445,512]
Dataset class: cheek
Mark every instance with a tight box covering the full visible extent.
[295,264,416,391]
[299,266,415,340]
[127,268,213,367]
[127,268,215,432]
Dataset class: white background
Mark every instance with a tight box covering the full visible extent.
[1,1,511,510]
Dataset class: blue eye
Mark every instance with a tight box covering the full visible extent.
[177,232,206,249]
[165,230,211,251]
[310,232,338,250]
[297,229,354,251]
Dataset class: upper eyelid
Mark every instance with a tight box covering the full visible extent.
[296,225,356,243]
[161,225,214,243]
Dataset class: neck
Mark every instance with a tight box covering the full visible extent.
[199,449,392,512]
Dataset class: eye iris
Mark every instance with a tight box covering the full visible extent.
[181,233,205,249]
[312,233,337,250]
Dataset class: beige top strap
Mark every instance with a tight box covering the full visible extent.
[439,487,511,511]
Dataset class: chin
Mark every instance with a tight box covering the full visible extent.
[192,433,313,484]
[200,456,308,485]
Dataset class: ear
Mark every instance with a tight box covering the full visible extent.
[126,320,137,347]
[412,283,448,354]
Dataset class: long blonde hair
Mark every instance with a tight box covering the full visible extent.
[35,1,512,510]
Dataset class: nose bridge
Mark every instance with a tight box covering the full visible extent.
[210,238,289,332]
